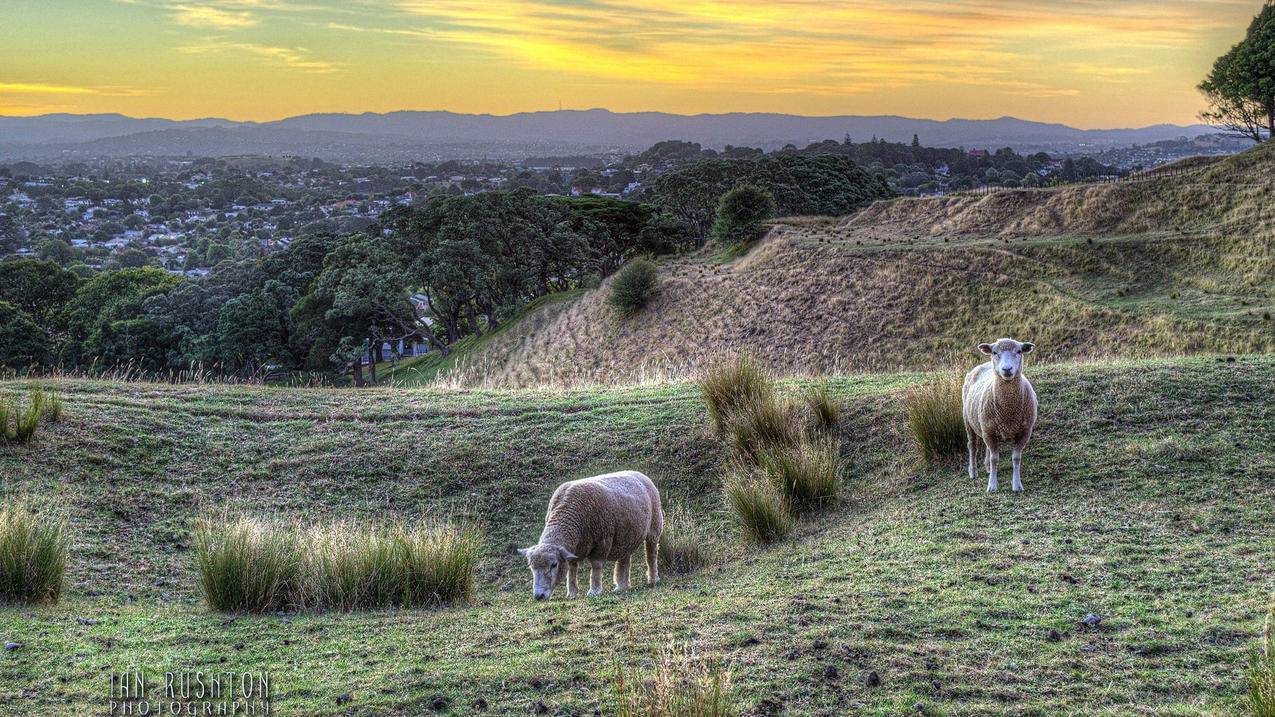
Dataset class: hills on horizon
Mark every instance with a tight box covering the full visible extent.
[0,109,1218,162]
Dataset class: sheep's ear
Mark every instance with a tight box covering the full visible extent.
[559,548,577,561]
[977,343,995,355]
[516,547,531,557]
[1021,342,1034,354]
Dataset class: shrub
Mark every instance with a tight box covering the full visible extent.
[697,355,774,435]
[658,506,708,576]
[721,469,792,544]
[756,437,842,512]
[608,258,659,315]
[196,516,481,613]
[711,184,776,246]
[1251,601,1275,717]
[614,643,735,717]
[0,387,61,444]
[802,383,840,435]
[0,506,68,605]
[195,516,304,613]
[902,378,967,466]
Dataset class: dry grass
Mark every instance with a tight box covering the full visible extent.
[902,378,967,466]
[613,643,736,717]
[0,506,68,605]
[754,437,842,512]
[802,382,840,435]
[725,398,802,462]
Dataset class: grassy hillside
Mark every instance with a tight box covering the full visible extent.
[422,144,1275,388]
[2,355,1272,715]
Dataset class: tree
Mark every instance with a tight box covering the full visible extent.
[712,184,777,245]
[36,238,77,266]
[63,267,180,368]
[1199,3,1275,142]
[0,302,47,370]
[0,259,79,327]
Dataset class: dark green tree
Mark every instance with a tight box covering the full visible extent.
[1199,3,1275,142]
[712,184,777,245]
[0,302,47,370]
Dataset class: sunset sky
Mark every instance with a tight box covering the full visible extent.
[0,0,1262,127]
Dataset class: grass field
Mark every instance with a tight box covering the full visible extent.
[2,355,1272,715]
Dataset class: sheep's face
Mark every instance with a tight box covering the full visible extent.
[517,544,576,601]
[978,338,1033,381]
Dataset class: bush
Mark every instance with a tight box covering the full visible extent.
[756,437,842,512]
[614,643,735,717]
[195,516,304,613]
[902,378,967,466]
[0,506,68,605]
[802,383,840,435]
[196,516,481,613]
[608,258,659,315]
[658,506,708,576]
[721,469,792,544]
[0,387,61,444]
[1251,601,1275,717]
[711,184,776,246]
[697,355,774,434]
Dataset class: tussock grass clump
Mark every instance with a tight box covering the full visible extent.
[1251,601,1275,717]
[0,387,62,444]
[697,355,774,434]
[802,382,840,435]
[902,378,967,465]
[658,506,708,576]
[721,469,792,544]
[196,516,482,613]
[725,398,801,462]
[195,516,304,613]
[0,506,68,605]
[608,258,659,315]
[614,643,736,717]
[755,437,842,512]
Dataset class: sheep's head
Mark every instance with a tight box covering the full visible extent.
[978,338,1034,381]
[517,543,576,601]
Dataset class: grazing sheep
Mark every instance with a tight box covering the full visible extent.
[519,470,662,601]
[963,338,1038,492]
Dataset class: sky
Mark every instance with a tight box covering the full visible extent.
[0,0,1263,128]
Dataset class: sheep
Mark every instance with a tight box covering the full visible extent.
[518,470,662,601]
[963,338,1038,492]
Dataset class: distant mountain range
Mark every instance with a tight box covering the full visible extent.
[0,109,1218,162]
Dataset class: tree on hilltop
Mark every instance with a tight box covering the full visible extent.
[1200,2,1275,142]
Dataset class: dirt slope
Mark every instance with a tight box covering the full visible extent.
[440,145,1275,387]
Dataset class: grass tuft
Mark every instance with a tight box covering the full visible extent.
[721,468,792,544]
[0,387,62,444]
[658,506,708,576]
[725,398,801,462]
[608,258,659,316]
[902,377,967,465]
[614,643,736,717]
[195,516,481,613]
[802,382,840,435]
[697,355,774,434]
[755,437,842,512]
[0,505,68,605]
[1251,600,1275,717]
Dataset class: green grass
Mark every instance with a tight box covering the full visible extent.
[1,356,1273,715]
[901,377,967,466]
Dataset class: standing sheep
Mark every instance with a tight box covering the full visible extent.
[518,470,663,601]
[963,338,1038,492]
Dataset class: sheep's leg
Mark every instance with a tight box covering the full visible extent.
[1011,446,1024,492]
[984,438,1000,492]
[565,560,579,599]
[613,555,631,592]
[587,561,605,596]
[645,535,660,585]
[966,423,978,480]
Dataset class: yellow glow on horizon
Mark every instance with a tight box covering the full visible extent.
[0,0,1261,127]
